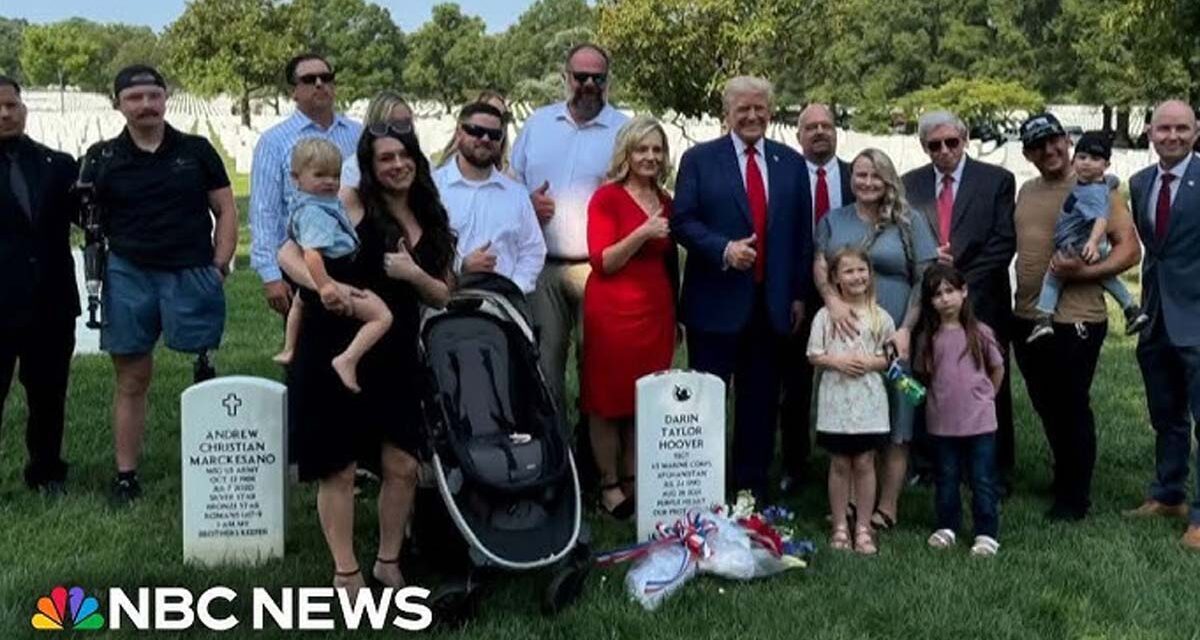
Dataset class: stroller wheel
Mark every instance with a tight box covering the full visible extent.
[541,550,591,616]
[430,576,483,628]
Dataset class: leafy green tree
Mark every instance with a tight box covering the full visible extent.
[495,0,594,95]
[0,18,27,82]
[283,0,407,104]
[403,3,500,113]
[164,0,296,126]
[596,0,783,118]
[20,19,109,94]
[896,78,1045,135]
[102,24,164,85]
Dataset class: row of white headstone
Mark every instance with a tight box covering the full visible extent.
[176,369,725,566]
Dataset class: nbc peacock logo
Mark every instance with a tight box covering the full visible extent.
[31,586,106,631]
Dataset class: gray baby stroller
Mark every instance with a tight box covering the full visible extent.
[417,273,590,621]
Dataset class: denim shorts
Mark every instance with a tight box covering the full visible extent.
[100,253,225,355]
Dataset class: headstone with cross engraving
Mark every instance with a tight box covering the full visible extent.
[181,376,287,566]
[635,370,726,542]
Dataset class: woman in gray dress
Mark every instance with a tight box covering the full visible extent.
[814,148,938,531]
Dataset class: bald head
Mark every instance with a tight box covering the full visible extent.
[797,103,837,164]
[1149,99,1198,167]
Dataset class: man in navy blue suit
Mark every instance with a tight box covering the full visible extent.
[671,76,813,501]
[1124,100,1200,550]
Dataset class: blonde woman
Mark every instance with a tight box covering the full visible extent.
[436,90,511,171]
[342,90,414,188]
[581,115,679,518]
[813,148,938,531]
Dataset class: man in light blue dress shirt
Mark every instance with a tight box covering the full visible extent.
[510,43,629,415]
[436,102,545,294]
[249,53,362,317]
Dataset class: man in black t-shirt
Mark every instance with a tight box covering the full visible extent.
[82,65,238,506]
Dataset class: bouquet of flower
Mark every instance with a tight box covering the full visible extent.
[595,491,814,610]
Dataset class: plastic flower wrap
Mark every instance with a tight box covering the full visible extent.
[596,492,814,611]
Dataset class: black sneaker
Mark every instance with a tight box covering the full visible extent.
[1026,318,1054,343]
[1044,504,1086,522]
[1124,306,1150,335]
[110,476,142,507]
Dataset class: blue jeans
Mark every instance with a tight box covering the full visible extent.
[932,433,1000,538]
[1136,316,1200,525]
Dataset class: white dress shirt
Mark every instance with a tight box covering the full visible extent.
[935,154,967,201]
[510,101,629,260]
[435,159,547,293]
[806,157,843,212]
[1147,152,1195,236]
[730,132,769,199]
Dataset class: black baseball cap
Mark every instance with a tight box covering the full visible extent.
[1020,113,1066,148]
[113,65,166,98]
[1074,131,1112,160]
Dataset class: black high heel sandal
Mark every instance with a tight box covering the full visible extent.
[598,482,634,520]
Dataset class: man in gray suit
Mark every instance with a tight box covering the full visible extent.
[902,111,1017,491]
[1124,99,1200,550]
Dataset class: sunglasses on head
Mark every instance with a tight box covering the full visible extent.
[368,120,414,137]
[296,72,336,85]
[926,137,961,153]
[571,71,607,86]
[461,122,504,142]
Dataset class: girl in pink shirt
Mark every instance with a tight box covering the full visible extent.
[914,264,1004,557]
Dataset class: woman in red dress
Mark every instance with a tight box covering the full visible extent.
[582,115,679,518]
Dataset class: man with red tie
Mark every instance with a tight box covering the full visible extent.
[672,76,812,502]
[1124,100,1200,549]
[902,111,1017,493]
[778,103,855,494]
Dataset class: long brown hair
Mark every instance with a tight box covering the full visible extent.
[914,263,993,377]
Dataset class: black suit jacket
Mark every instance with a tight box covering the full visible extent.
[902,156,1016,336]
[0,136,80,329]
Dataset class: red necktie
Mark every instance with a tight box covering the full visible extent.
[937,173,955,245]
[745,146,768,282]
[814,166,830,223]
[1156,173,1176,242]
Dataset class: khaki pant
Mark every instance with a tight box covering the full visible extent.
[530,261,591,417]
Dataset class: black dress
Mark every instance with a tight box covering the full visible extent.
[290,216,437,482]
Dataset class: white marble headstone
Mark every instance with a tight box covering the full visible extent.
[181,376,287,566]
[635,370,726,542]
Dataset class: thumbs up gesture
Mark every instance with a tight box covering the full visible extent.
[463,240,498,273]
[383,238,420,282]
[725,233,758,271]
[637,206,670,241]
[531,180,555,223]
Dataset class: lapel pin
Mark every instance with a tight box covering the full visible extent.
[1188,179,1195,187]
[772,154,779,162]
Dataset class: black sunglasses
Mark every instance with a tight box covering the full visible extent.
[461,122,504,142]
[296,72,336,85]
[367,120,414,137]
[571,71,607,86]
[926,137,961,153]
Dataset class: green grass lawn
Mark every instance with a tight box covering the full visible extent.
[2,168,1198,638]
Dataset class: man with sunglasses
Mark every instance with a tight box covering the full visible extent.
[249,53,361,320]
[435,102,545,293]
[1010,112,1140,522]
[902,111,1017,494]
[510,42,629,417]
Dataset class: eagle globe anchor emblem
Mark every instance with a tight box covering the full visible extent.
[673,385,692,402]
